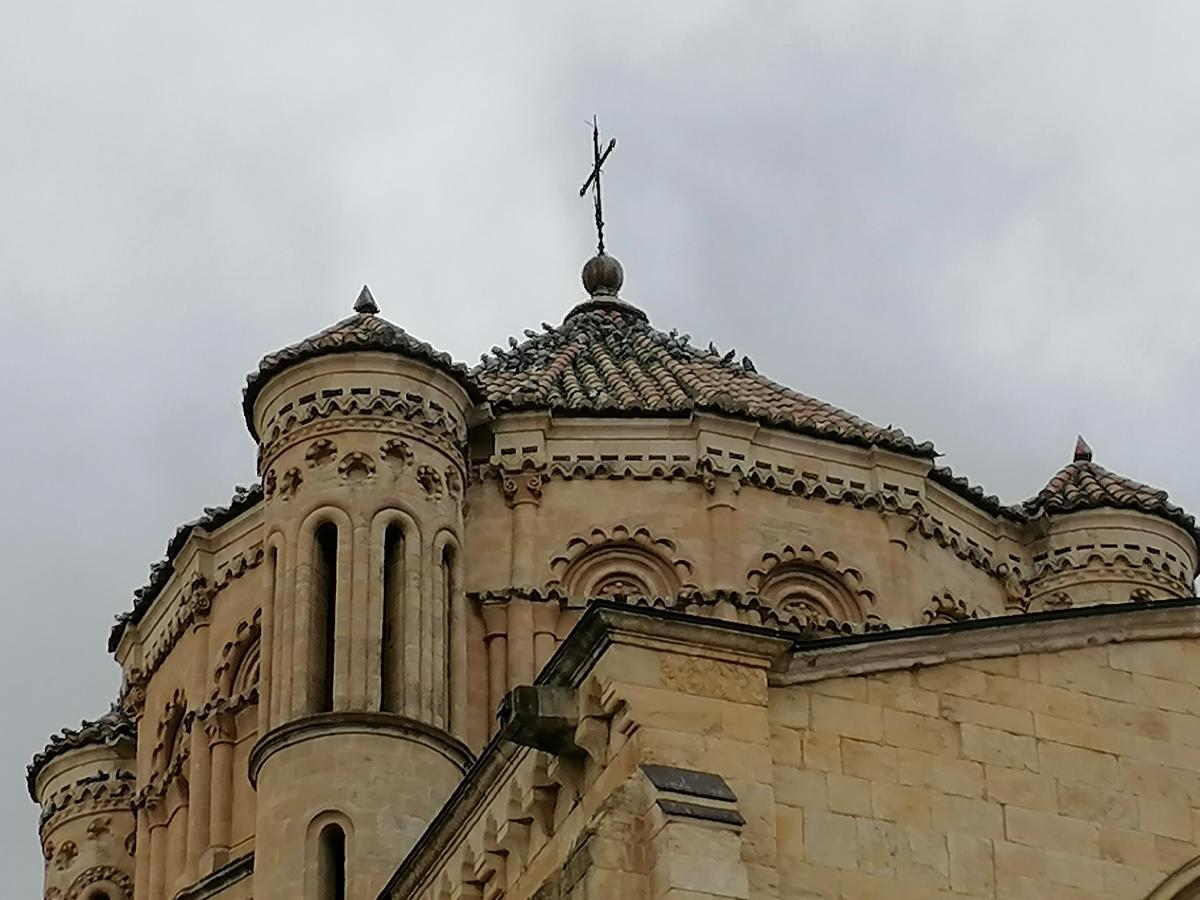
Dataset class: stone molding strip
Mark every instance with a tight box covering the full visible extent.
[248,712,474,788]
[173,852,253,900]
[775,595,1200,686]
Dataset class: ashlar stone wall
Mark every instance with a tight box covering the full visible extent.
[773,636,1200,899]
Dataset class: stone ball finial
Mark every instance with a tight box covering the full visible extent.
[582,253,624,297]
[354,285,379,315]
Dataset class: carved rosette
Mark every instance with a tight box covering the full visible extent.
[256,386,467,476]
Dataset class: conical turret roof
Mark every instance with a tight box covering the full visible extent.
[242,287,474,438]
[27,704,135,799]
[1021,437,1198,541]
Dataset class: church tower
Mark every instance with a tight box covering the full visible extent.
[244,287,475,900]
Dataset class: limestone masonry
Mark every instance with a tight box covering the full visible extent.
[29,252,1200,899]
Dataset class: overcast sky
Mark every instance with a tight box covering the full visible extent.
[4,2,1200,892]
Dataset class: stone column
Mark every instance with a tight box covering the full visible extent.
[185,720,212,877]
[449,556,468,738]
[481,599,509,732]
[505,471,544,689]
[133,813,152,900]
[532,600,560,672]
[165,796,189,894]
[147,800,167,900]
[185,600,213,880]
[205,713,236,867]
[705,476,741,590]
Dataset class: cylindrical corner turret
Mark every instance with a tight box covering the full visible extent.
[30,708,137,900]
[245,291,476,899]
[1023,508,1198,610]
[1019,442,1200,611]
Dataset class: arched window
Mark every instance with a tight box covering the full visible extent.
[313,523,339,713]
[86,891,112,900]
[317,823,347,900]
[381,523,404,714]
[441,544,454,611]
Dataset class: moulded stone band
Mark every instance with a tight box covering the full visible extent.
[247,711,474,787]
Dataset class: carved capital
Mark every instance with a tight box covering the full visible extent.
[502,471,544,508]
[205,710,237,745]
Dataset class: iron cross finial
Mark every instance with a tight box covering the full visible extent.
[579,116,617,255]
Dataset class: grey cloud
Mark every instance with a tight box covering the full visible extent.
[3,3,1198,892]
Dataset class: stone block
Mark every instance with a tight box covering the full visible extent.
[841,739,897,783]
[810,696,883,742]
[1004,807,1099,857]
[773,765,827,811]
[1038,654,1135,703]
[827,774,872,817]
[985,765,1057,812]
[866,673,939,716]
[948,831,994,894]
[1119,756,1200,803]
[930,794,1003,839]
[961,724,1038,772]
[804,810,859,871]
[898,749,983,799]
[870,782,932,828]
[939,696,1033,736]
[1138,797,1193,841]
[1038,740,1118,785]
[1056,779,1137,828]
[882,709,958,755]
[801,732,841,774]
[915,665,988,698]
[809,676,868,701]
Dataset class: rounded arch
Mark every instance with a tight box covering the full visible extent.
[65,866,133,900]
[152,690,188,773]
[371,508,426,716]
[747,544,875,623]
[1146,855,1200,899]
[305,809,355,900]
[297,505,355,549]
[296,506,354,715]
[547,525,696,599]
[214,608,262,700]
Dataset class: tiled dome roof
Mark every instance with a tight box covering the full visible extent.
[473,302,936,458]
[1021,438,1199,542]
[242,288,474,439]
[27,704,135,799]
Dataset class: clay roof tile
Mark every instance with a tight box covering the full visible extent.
[473,305,936,458]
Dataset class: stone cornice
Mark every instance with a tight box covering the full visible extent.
[257,391,468,475]
[173,852,253,900]
[109,485,263,653]
[38,769,136,833]
[773,595,1200,686]
[117,546,266,706]
[248,712,474,788]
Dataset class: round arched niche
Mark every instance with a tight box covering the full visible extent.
[748,544,875,623]
[547,525,696,600]
[758,565,864,621]
[564,544,679,599]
